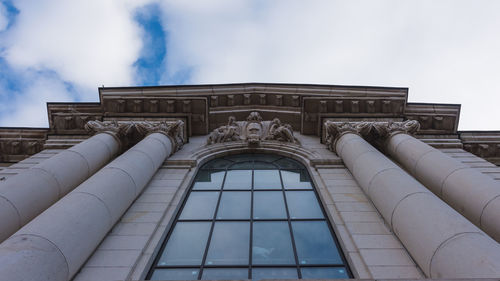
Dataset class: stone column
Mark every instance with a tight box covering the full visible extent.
[0,120,129,242]
[0,120,184,281]
[325,121,500,278]
[373,120,500,242]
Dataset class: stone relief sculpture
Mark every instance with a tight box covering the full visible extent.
[206,112,299,146]
[265,118,296,143]
[206,116,241,145]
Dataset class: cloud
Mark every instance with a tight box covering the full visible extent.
[1,0,154,99]
[158,0,500,129]
[0,0,156,127]
[0,70,74,127]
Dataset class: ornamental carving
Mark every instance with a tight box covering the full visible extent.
[324,121,372,152]
[134,120,185,151]
[84,120,131,138]
[324,120,421,153]
[85,120,185,151]
[371,120,420,139]
[206,112,299,146]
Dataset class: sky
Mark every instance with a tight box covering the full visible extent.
[0,0,499,130]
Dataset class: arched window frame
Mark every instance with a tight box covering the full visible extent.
[147,153,352,280]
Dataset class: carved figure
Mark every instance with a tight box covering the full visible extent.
[265,118,297,143]
[206,112,298,146]
[206,116,241,145]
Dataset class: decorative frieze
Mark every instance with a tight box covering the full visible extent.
[0,129,48,162]
[206,112,298,146]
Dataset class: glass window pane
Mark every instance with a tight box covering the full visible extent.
[286,191,324,219]
[252,222,295,265]
[292,221,342,265]
[254,170,282,189]
[206,222,250,265]
[253,161,277,169]
[179,192,219,220]
[253,191,287,219]
[150,269,199,280]
[216,192,251,219]
[301,267,349,279]
[275,158,302,169]
[202,159,232,169]
[224,170,252,189]
[225,154,255,162]
[202,268,248,280]
[193,170,225,190]
[251,154,281,162]
[281,170,313,189]
[157,222,211,266]
[252,268,298,281]
[229,161,254,169]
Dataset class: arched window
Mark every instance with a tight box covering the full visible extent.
[147,154,351,280]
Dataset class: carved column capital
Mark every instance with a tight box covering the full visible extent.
[84,120,132,147]
[324,121,372,152]
[372,120,420,139]
[134,120,185,151]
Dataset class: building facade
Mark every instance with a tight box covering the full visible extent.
[0,83,499,281]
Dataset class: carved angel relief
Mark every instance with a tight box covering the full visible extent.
[206,112,299,146]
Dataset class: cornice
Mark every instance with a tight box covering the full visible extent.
[460,131,500,165]
[0,128,48,162]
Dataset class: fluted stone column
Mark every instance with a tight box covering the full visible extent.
[325,121,500,278]
[0,121,184,281]
[373,120,500,242]
[0,121,129,242]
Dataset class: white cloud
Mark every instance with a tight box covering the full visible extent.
[0,2,8,32]
[0,74,73,127]
[2,0,154,100]
[159,0,500,130]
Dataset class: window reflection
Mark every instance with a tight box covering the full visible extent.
[252,222,295,265]
[193,170,225,190]
[205,222,250,265]
[254,170,281,189]
[252,268,298,280]
[292,221,342,265]
[253,191,287,219]
[179,192,219,220]
[281,170,312,189]
[224,170,252,189]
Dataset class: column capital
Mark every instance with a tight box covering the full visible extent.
[134,120,185,151]
[324,121,372,152]
[372,120,420,139]
[84,120,131,146]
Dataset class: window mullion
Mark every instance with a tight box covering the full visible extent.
[197,168,227,279]
[279,168,302,279]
